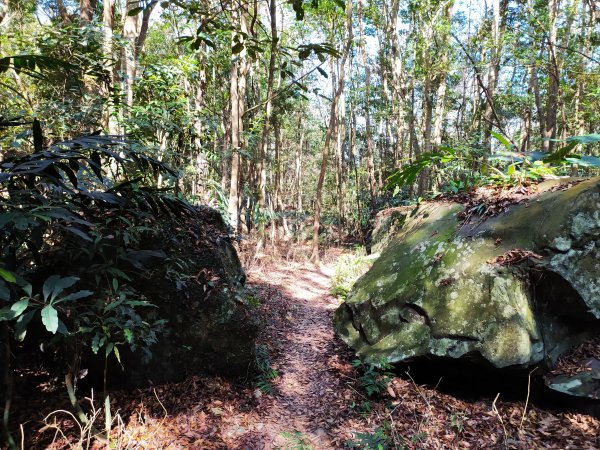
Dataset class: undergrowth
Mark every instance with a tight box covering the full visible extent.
[330,247,375,299]
[255,344,279,394]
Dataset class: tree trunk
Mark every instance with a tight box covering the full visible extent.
[193,44,209,201]
[79,0,97,24]
[121,1,141,111]
[482,0,504,155]
[227,3,251,232]
[311,1,353,263]
[56,0,70,22]
[256,0,278,250]
[101,0,117,134]
[295,116,304,212]
[358,0,377,210]
[542,0,559,153]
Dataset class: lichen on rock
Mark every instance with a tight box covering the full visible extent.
[335,178,600,379]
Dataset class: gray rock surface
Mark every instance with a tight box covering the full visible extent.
[335,178,600,372]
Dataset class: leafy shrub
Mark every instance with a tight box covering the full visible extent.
[255,344,279,394]
[0,121,194,445]
[352,358,394,397]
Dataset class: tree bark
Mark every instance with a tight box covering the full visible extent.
[311,1,353,263]
[79,0,97,24]
[256,0,278,250]
[358,0,377,210]
[542,0,559,153]
[227,2,251,232]
[101,0,117,134]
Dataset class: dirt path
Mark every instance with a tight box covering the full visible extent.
[26,255,600,450]
[245,260,352,449]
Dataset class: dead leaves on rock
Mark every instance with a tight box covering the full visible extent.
[490,248,544,266]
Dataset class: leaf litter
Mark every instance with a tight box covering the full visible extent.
[15,249,600,449]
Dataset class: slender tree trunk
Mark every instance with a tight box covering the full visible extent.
[228,3,250,231]
[80,0,97,23]
[122,1,141,112]
[311,1,353,263]
[419,72,433,196]
[543,0,559,153]
[295,116,304,212]
[56,0,70,22]
[256,0,277,250]
[102,0,117,133]
[482,0,503,155]
[193,43,209,201]
[358,0,377,210]
[334,62,346,230]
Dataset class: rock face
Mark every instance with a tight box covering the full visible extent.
[113,207,261,387]
[335,178,600,372]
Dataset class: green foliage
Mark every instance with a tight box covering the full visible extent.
[255,344,279,394]
[352,358,394,398]
[0,120,192,388]
[0,54,76,78]
[278,430,314,450]
[330,248,374,299]
[346,428,394,450]
[449,413,464,434]
[387,134,600,198]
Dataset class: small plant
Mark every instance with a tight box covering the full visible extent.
[449,413,464,433]
[410,431,427,444]
[352,358,394,397]
[346,427,409,450]
[279,430,314,450]
[245,294,261,308]
[346,428,388,450]
[255,344,279,394]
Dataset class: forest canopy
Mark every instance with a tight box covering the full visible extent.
[1,0,599,256]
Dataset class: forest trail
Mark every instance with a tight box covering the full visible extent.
[245,256,355,449]
[28,252,600,449]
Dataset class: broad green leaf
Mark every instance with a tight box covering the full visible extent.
[43,275,79,303]
[0,268,16,283]
[104,298,123,313]
[490,130,512,150]
[232,42,244,54]
[15,310,36,341]
[565,134,600,144]
[124,328,133,344]
[55,290,94,303]
[127,6,144,15]
[543,141,577,164]
[0,299,29,321]
[114,346,122,366]
[23,283,32,297]
[106,342,114,357]
[41,305,59,333]
[316,67,328,78]
[92,333,102,354]
[10,298,29,317]
[565,156,600,167]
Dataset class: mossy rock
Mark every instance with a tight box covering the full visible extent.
[335,178,600,372]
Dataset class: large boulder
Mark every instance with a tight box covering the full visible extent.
[335,178,600,371]
[114,206,261,386]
